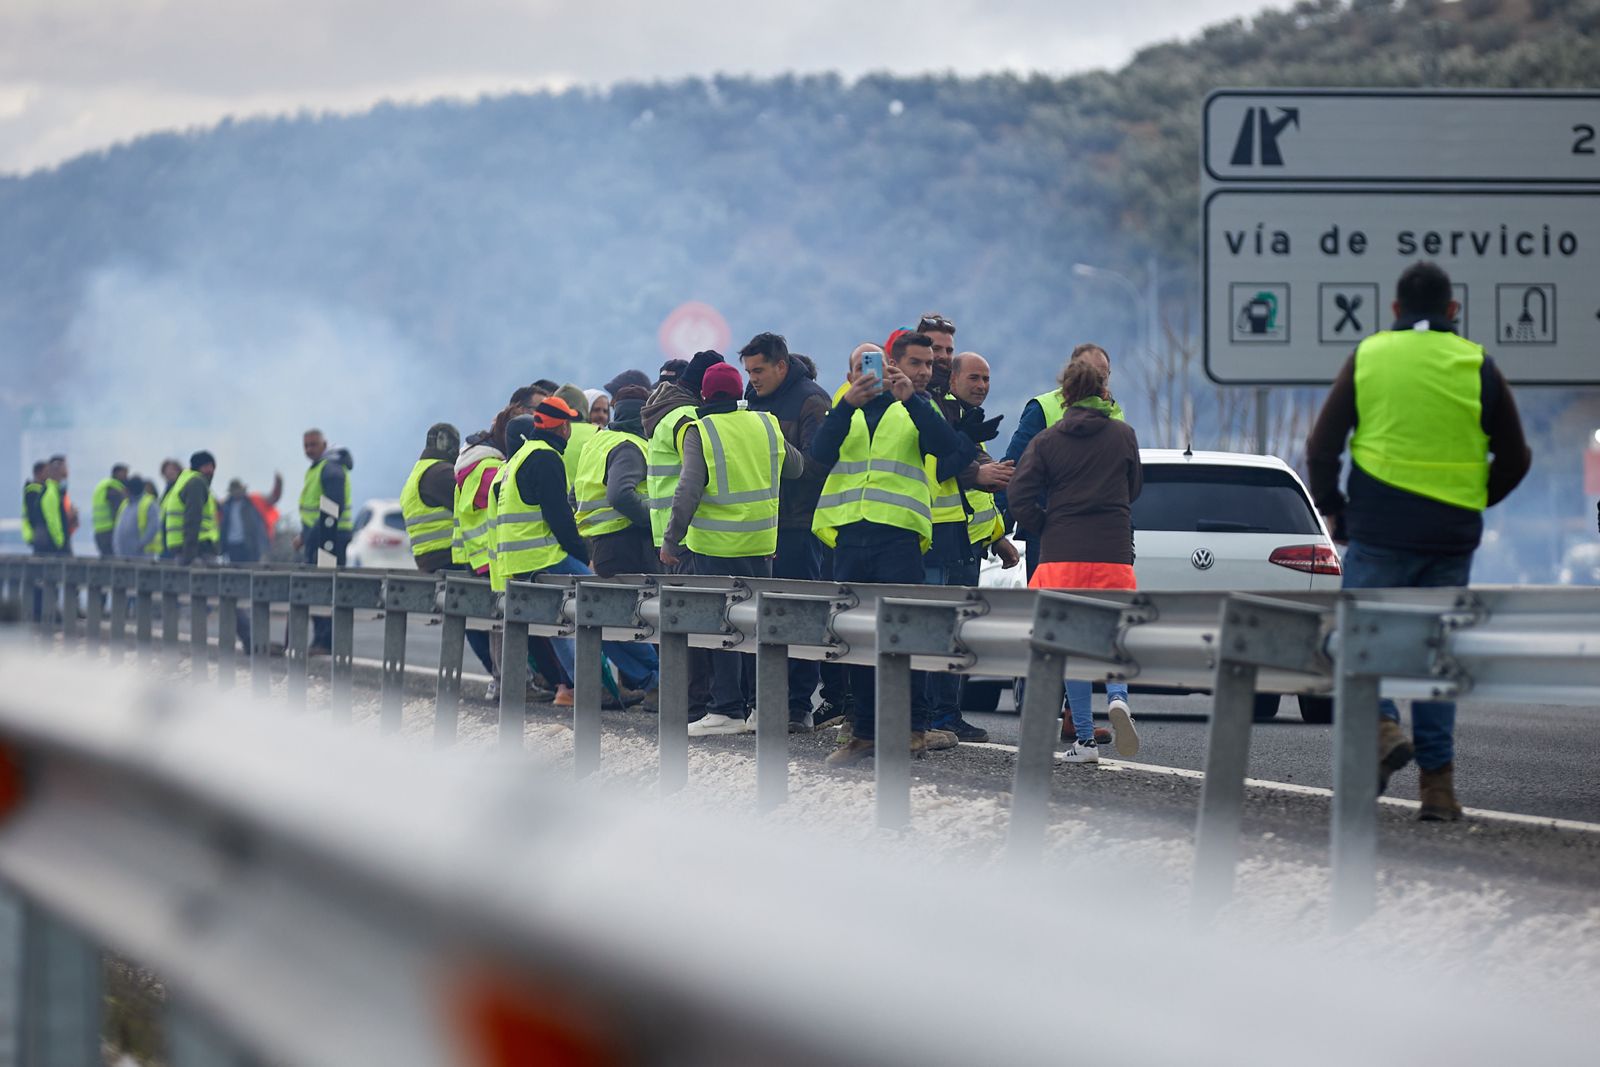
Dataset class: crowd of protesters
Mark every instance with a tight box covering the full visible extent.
[17,263,1531,817]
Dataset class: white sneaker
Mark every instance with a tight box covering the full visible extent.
[687,713,753,737]
[1107,697,1140,758]
[1062,738,1099,763]
[485,679,500,703]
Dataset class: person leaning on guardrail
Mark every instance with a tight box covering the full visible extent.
[1009,356,1142,764]
[809,331,977,768]
[661,361,802,736]
[1306,260,1533,822]
[162,451,219,565]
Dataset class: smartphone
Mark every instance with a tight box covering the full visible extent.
[859,349,882,382]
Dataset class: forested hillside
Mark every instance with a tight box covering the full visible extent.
[2,0,1596,574]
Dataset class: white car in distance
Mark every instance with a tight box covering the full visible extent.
[346,499,414,570]
[972,449,1341,722]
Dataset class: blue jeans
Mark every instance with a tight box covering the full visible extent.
[1065,680,1130,744]
[924,558,980,728]
[1340,540,1474,771]
[538,555,659,690]
[833,535,931,740]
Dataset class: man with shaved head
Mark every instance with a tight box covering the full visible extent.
[923,346,1019,743]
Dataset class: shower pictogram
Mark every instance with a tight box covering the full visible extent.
[1496,284,1556,345]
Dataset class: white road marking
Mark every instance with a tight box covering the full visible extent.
[960,741,1600,835]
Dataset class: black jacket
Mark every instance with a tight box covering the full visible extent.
[746,355,831,529]
[512,430,588,566]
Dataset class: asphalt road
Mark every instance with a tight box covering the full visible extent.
[291,610,1600,825]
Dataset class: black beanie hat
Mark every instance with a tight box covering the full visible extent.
[426,422,461,456]
[190,450,216,470]
[681,350,725,394]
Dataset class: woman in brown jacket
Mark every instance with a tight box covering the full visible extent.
[1010,355,1143,763]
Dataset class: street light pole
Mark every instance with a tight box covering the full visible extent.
[1071,262,1150,361]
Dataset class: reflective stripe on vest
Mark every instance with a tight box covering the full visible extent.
[162,470,219,550]
[574,431,642,539]
[965,444,1004,547]
[923,456,966,529]
[490,440,567,591]
[453,458,503,571]
[684,410,783,558]
[400,459,454,560]
[300,459,354,532]
[91,478,123,534]
[811,404,934,552]
[1349,329,1491,512]
[645,405,697,547]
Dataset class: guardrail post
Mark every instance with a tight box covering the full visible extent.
[107,565,132,656]
[135,566,161,664]
[59,561,83,646]
[754,591,842,813]
[874,595,987,830]
[655,586,733,796]
[379,575,438,734]
[501,581,560,748]
[250,572,290,697]
[18,900,101,1067]
[1327,598,1461,931]
[437,575,498,746]
[83,564,108,650]
[161,565,187,667]
[216,570,250,689]
[190,568,219,682]
[1192,595,1328,923]
[287,571,334,708]
[571,582,650,778]
[331,574,385,721]
[1009,592,1146,864]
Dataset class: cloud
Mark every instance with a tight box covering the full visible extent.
[0,0,1276,173]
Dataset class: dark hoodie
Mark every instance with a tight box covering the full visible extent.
[1007,404,1142,566]
[642,380,701,439]
[745,353,830,529]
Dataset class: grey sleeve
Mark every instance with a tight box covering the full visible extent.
[663,426,707,549]
[604,444,651,530]
[779,439,804,480]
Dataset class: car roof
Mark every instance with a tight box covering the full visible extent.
[1139,449,1297,473]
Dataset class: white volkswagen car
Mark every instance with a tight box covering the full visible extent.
[969,449,1341,721]
[346,499,414,570]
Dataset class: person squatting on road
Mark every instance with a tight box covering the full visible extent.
[1009,355,1143,763]
[1306,260,1531,821]
[808,331,976,768]
[660,360,803,736]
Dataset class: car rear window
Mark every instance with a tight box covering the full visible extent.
[1133,464,1322,535]
[383,511,406,531]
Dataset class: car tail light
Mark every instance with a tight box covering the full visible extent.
[372,534,404,548]
[1269,544,1342,575]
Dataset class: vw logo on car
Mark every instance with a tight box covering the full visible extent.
[1191,547,1215,571]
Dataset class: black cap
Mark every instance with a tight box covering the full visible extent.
[681,350,725,394]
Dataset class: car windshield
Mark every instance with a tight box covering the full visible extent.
[352,507,372,531]
[1134,464,1322,535]
[383,511,406,531]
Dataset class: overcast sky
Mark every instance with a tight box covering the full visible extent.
[0,0,1277,175]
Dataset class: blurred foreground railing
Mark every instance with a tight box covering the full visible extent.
[3,554,1600,934]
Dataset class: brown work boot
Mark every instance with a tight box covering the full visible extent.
[826,738,875,769]
[923,728,957,752]
[1060,717,1113,746]
[910,730,928,758]
[1378,719,1415,795]
[1418,763,1464,822]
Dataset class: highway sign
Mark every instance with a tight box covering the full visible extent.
[1205,90,1600,185]
[1202,90,1600,385]
[1204,189,1600,384]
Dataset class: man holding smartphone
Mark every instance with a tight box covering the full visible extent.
[808,332,977,768]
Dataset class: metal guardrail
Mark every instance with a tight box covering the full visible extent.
[3,554,1600,933]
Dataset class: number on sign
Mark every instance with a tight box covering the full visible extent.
[1575,124,1596,156]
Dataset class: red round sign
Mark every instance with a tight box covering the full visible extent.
[658,301,732,362]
